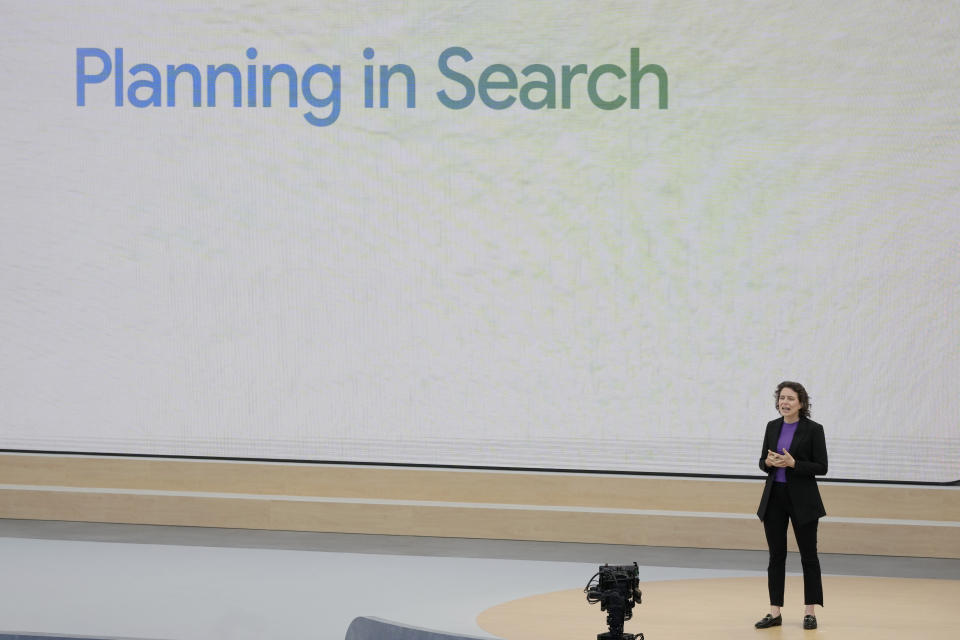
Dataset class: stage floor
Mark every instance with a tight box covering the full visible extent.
[479,575,960,640]
[1,520,958,640]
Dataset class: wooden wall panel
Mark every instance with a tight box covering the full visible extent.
[1,454,957,558]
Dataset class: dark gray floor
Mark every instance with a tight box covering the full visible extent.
[2,518,958,580]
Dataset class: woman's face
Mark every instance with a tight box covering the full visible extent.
[778,387,802,420]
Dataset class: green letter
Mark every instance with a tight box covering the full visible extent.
[560,64,587,109]
[519,64,555,109]
[587,64,626,110]
[478,64,517,109]
[630,48,667,109]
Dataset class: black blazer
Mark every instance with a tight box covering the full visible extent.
[756,416,828,525]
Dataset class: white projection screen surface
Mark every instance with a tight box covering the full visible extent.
[1,1,958,483]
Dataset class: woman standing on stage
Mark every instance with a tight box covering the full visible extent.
[754,381,828,630]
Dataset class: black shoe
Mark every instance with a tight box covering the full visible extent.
[755,614,782,629]
[803,615,817,629]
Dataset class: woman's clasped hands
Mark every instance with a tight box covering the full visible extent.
[766,448,795,468]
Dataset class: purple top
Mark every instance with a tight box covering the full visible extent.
[774,421,798,483]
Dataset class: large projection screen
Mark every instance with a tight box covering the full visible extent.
[1,1,958,483]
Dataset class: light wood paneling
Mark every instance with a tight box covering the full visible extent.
[0,454,957,557]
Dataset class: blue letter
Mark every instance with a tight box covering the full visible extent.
[207,64,242,107]
[246,47,258,107]
[437,46,474,109]
[128,63,162,108]
[76,48,111,106]
[263,64,299,107]
[302,64,341,127]
[167,64,202,107]
[363,47,375,108]
[379,64,416,108]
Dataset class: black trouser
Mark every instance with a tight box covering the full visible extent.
[762,483,823,606]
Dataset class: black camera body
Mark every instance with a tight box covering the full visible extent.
[585,563,644,640]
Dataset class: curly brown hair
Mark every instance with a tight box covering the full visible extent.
[774,381,811,419]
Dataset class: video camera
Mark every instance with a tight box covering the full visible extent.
[584,563,643,640]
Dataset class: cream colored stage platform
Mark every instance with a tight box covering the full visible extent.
[478,575,958,640]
